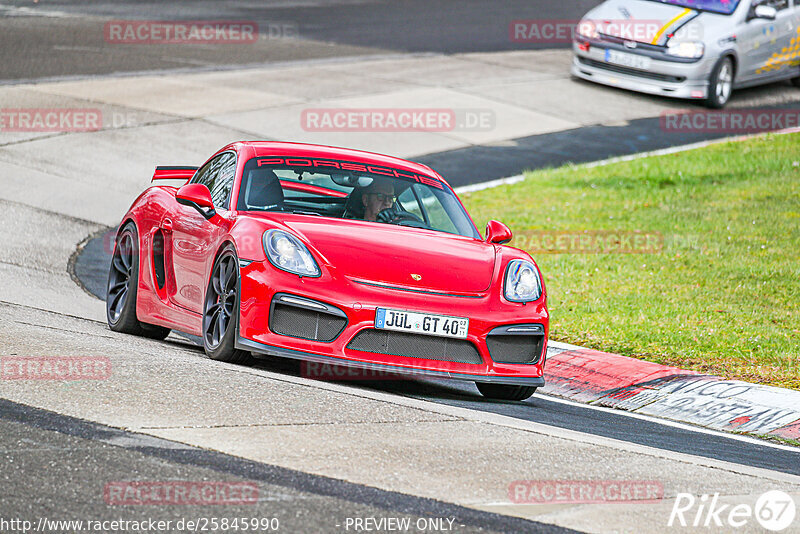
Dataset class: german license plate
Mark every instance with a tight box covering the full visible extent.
[605,49,651,70]
[375,308,469,339]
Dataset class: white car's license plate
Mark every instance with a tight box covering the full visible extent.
[375,308,469,339]
[605,49,651,70]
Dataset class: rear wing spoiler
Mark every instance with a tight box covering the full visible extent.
[151,166,199,182]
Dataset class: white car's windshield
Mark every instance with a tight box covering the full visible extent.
[238,156,480,239]
[643,0,742,15]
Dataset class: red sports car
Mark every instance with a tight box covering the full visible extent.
[107,142,548,401]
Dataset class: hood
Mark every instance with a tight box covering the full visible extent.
[585,0,702,46]
[281,217,495,294]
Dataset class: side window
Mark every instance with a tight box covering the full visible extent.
[191,156,219,187]
[758,0,788,10]
[397,187,424,220]
[415,185,458,234]
[191,152,237,209]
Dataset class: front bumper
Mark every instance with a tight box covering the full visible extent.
[237,336,546,386]
[236,260,549,386]
[571,41,715,100]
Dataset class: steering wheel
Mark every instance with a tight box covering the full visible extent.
[376,208,424,225]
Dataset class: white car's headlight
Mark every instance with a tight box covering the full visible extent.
[666,40,705,59]
[263,230,321,277]
[577,20,598,39]
[504,260,542,303]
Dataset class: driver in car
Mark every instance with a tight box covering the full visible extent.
[361,178,396,222]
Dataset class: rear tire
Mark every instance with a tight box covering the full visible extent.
[202,245,251,365]
[791,75,800,88]
[106,223,171,340]
[476,382,537,401]
[705,56,734,109]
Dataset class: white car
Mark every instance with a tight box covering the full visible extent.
[572,0,800,107]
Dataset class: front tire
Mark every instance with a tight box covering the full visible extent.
[705,56,734,109]
[106,223,171,340]
[202,245,251,364]
[476,382,537,401]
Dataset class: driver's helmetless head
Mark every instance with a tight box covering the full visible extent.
[362,179,395,221]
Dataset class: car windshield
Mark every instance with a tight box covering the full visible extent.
[642,0,741,15]
[238,156,480,239]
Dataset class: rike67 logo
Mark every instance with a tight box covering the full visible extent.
[669,490,796,531]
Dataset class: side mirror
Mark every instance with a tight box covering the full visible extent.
[485,220,512,244]
[751,5,777,20]
[176,183,216,220]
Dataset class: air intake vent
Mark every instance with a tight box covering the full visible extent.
[347,329,482,364]
[578,57,686,83]
[486,335,544,364]
[269,299,347,343]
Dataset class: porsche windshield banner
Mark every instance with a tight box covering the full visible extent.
[252,157,445,189]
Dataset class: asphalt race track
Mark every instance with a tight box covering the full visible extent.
[2,1,800,533]
[3,0,799,183]
[0,0,602,81]
[72,235,800,478]
[1,399,573,534]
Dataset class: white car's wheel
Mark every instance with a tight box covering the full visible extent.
[706,57,734,109]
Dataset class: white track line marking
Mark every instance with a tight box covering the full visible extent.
[537,393,800,453]
[173,362,800,485]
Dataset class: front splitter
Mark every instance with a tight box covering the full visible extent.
[236,336,546,387]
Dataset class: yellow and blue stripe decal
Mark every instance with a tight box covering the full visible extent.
[651,8,698,46]
[757,26,800,74]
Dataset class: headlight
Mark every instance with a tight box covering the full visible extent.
[504,260,542,303]
[576,20,598,39]
[263,230,321,277]
[666,40,704,59]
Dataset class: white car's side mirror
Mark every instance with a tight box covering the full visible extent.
[753,5,777,20]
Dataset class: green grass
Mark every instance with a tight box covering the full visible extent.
[462,133,800,390]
